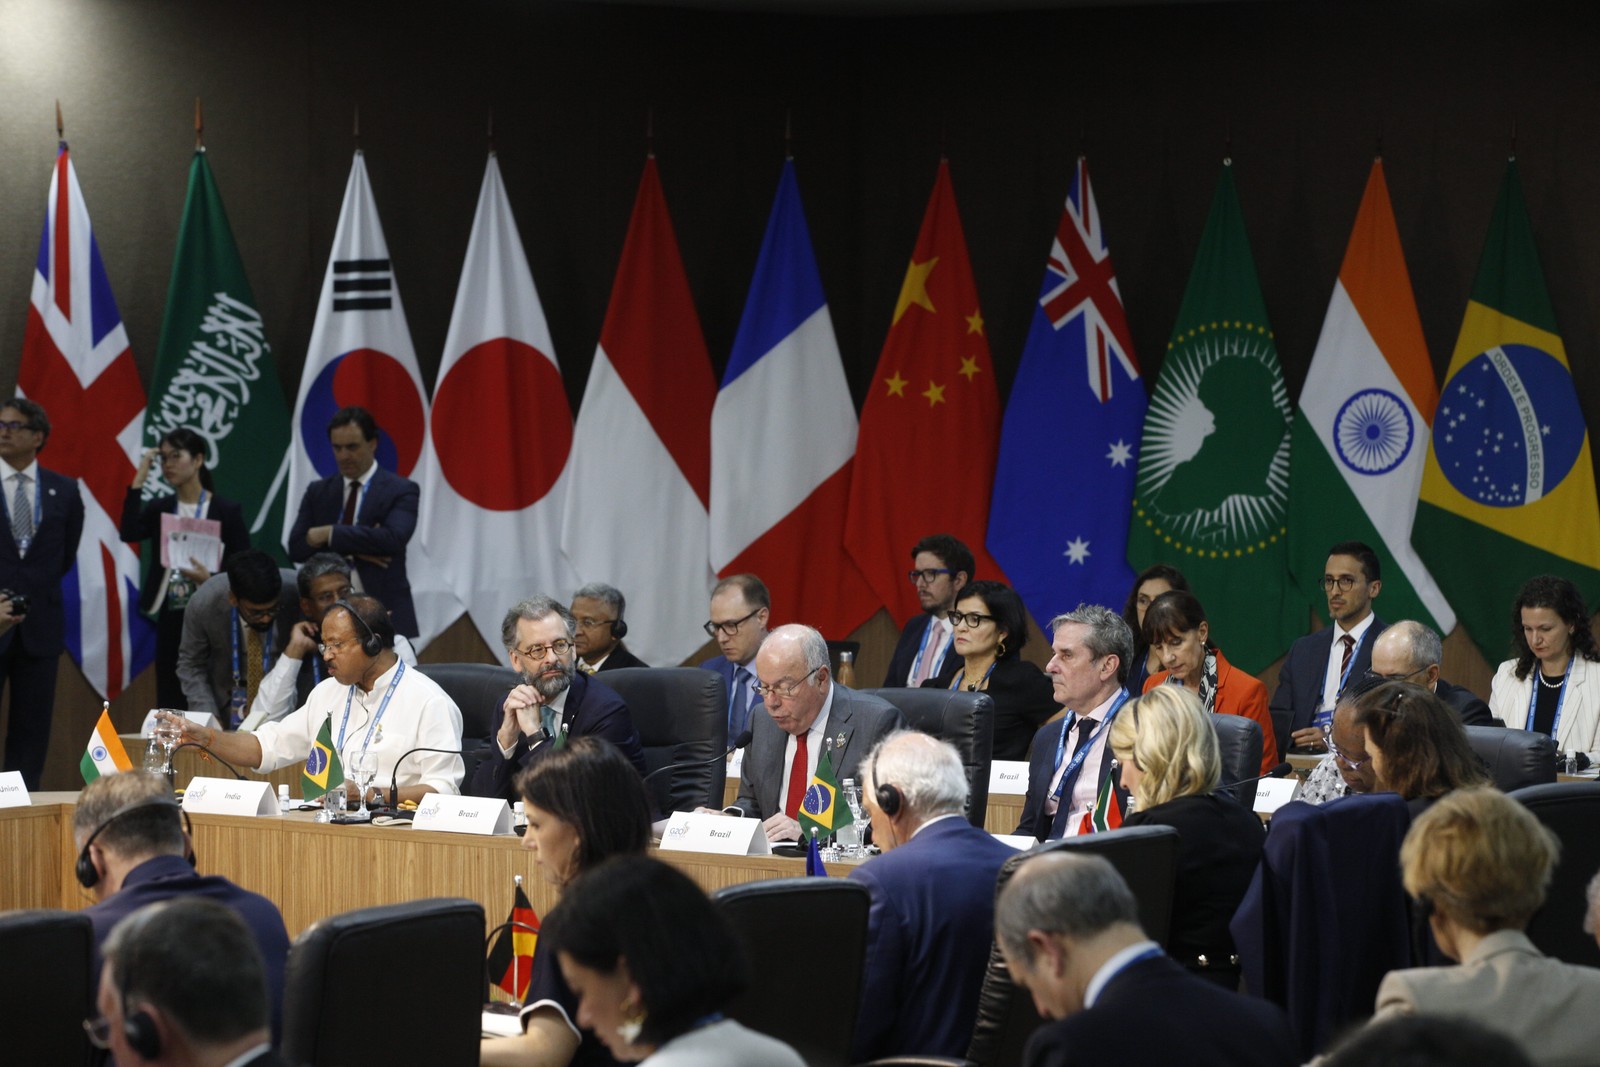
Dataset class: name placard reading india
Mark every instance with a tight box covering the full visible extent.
[181,777,279,817]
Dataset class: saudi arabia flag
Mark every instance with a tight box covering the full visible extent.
[1414,160,1600,663]
[1288,161,1454,633]
[1127,163,1301,673]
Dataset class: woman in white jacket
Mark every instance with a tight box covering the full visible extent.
[1488,574,1600,761]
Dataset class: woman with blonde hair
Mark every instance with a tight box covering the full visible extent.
[1110,685,1264,985]
[1369,787,1600,1065]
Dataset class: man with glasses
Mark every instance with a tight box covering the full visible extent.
[239,552,418,730]
[1270,541,1388,758]
[467,594,646,802]
[176,549,304,726]
[571,580,647,673]
[883,534,973,688]
[727,623,902,843]
[161,594,463,805]
[1370,620,1494,727]
[699,573,772,741]
[0,397,80,789]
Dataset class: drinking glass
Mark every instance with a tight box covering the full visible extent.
[353,750,379,818]
[155,713,183,775]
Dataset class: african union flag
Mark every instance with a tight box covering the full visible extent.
[1414,160,1600,663]
[302,716,344,800]
[799,750,853,841]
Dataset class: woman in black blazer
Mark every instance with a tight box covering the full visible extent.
[1110,684,1265,986]
[120,427,250,708]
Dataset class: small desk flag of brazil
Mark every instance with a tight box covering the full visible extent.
[799,750,852,840]
[302,717,344,800]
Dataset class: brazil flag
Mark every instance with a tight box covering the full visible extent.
[799,750,853,841]
[1414,161,1600,664]
[302,716,345,800]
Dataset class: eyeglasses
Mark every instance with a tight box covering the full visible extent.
[908,568,954,585]
[0,420,38,434]
[1323,729,1373,771]
[318,637,357,656]
[237,602,279,625]
[1320,575,1364,592]
[515,639,574,661]
[949,610,996,629]
[310,585,354,608]
[703,608,760,638]
[83,1015,114,1051]
[754,666,822,700]
[575,616,616,631]
[1363,666,1428,685]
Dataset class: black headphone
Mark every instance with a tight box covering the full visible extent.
[331,599,389,657]
[610,616,628,639]
[75,798,193,889]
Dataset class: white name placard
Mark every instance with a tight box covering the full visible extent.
[726,749,744,779]
[412,794,513,836]
[0,771,30,808]
[993,833,1037,851]
[988,760,1029,795]
[658,810,771,856]
[1252,777,1300,815]
[181,777,279,817]
[139,710,221,737]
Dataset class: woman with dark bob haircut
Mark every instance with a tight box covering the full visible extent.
[1489,574,1600,761]
[926,579,1057,760]
[1351,681,1488,817]
[1141,589,1278,773]
[120,425,250,708]
[1120,563,1191,695]
[481,736,653,1067]
[543,855,805,1065]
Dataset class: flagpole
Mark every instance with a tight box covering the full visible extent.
[511,873,522,1007]
[487,108,496,156]
[195,97,204,151]
[645,106,654,160]
[784,108,793,162]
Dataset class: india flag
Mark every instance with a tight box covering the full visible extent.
[80,707,132,783]
[1287,161,1454,633]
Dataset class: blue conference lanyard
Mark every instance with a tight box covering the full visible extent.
[336,659,406,760]
[230,609,275,689]
[949,660,997,692]
[909,618,949,680]
[0,474,43,551]
[1526,656,1571,737]
[1049,688,1130,803]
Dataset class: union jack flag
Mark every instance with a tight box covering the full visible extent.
[1039,156,1140,403]
[18,143,154,699]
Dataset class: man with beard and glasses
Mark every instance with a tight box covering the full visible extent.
[176,549,304,725]
[466,595,647,802]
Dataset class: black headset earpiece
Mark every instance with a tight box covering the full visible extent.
[876,781,902,817]
[122,1006,161,1060]
[76,798,190,889]
[332,599,384,657]
[610,617,628,640]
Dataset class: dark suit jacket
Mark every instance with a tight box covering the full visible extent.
[1024,954,1297,1067]
[175,570,307,719]
[466,671,647,801]
[882,613,956,687]
[732,684,904,824]
[1268,617,1387,756]
[595,641,648,671]
[1015,701,1127,840]
[928,656,1058,760]
[848,817,1016,1060]
[700,653,760,738]
[0,466,82,658]
[1438,678,1495,726]
[287,466,419,635]
[119,487,250,614]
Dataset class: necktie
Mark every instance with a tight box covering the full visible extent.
[911,621,945,686]
[578,660,597,676]
[730,667,751,738]
[540,704,559,741]
[1072,715,1098,756]
[244,627,266,707]
[340,480,360,525]
[784,731,810,819]
[1339,634,1355,686]
[11,473,31,552]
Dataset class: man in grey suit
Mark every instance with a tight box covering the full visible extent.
[175,550,302,724]
[729,623,903,843]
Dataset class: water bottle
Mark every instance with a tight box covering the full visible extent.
[836,650,857,688]
[836,778,865,856]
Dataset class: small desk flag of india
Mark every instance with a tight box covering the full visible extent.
[302,717,344,800]
[80,705,132,783]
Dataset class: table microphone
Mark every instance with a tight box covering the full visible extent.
[386,746,469,813]
[169,741,249,780]
[1214,761,1294,793]
[641,729,753,786]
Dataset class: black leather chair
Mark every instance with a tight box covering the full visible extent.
[1465,725,1557,792]
[0,909,92,1064]
[417,662,521,785]
[602,667,727,813]
[859,687,994,827]
[282,898,485,1067]
[713,877,870,1067]
[1512,781,1600,966]
[964,825,1181,1067]
[1211,713,1264,794]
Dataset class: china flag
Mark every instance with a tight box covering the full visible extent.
[845,160,1009,624]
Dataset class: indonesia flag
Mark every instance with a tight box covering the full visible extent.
[285,152,459,646]
[561,156,717,666]
[19,143,154,699]
[419,154,578,656]
[711,161,879,638]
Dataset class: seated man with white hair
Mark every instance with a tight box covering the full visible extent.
[848,731,1015,1060]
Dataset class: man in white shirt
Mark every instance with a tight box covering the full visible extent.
[882,534,972,687]
[162,594,462,803]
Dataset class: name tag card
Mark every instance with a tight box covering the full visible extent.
[412,795,513,836]
[988,760,1029,795]
[139,710,222,737]
[993,833,1037,851]
[181,777,279,817]
[0,771,30,808]
[658,810,771,856]
[1252,777,1300,815]
[726,749,744,778]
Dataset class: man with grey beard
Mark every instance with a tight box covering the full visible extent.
[465,595,647,801]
